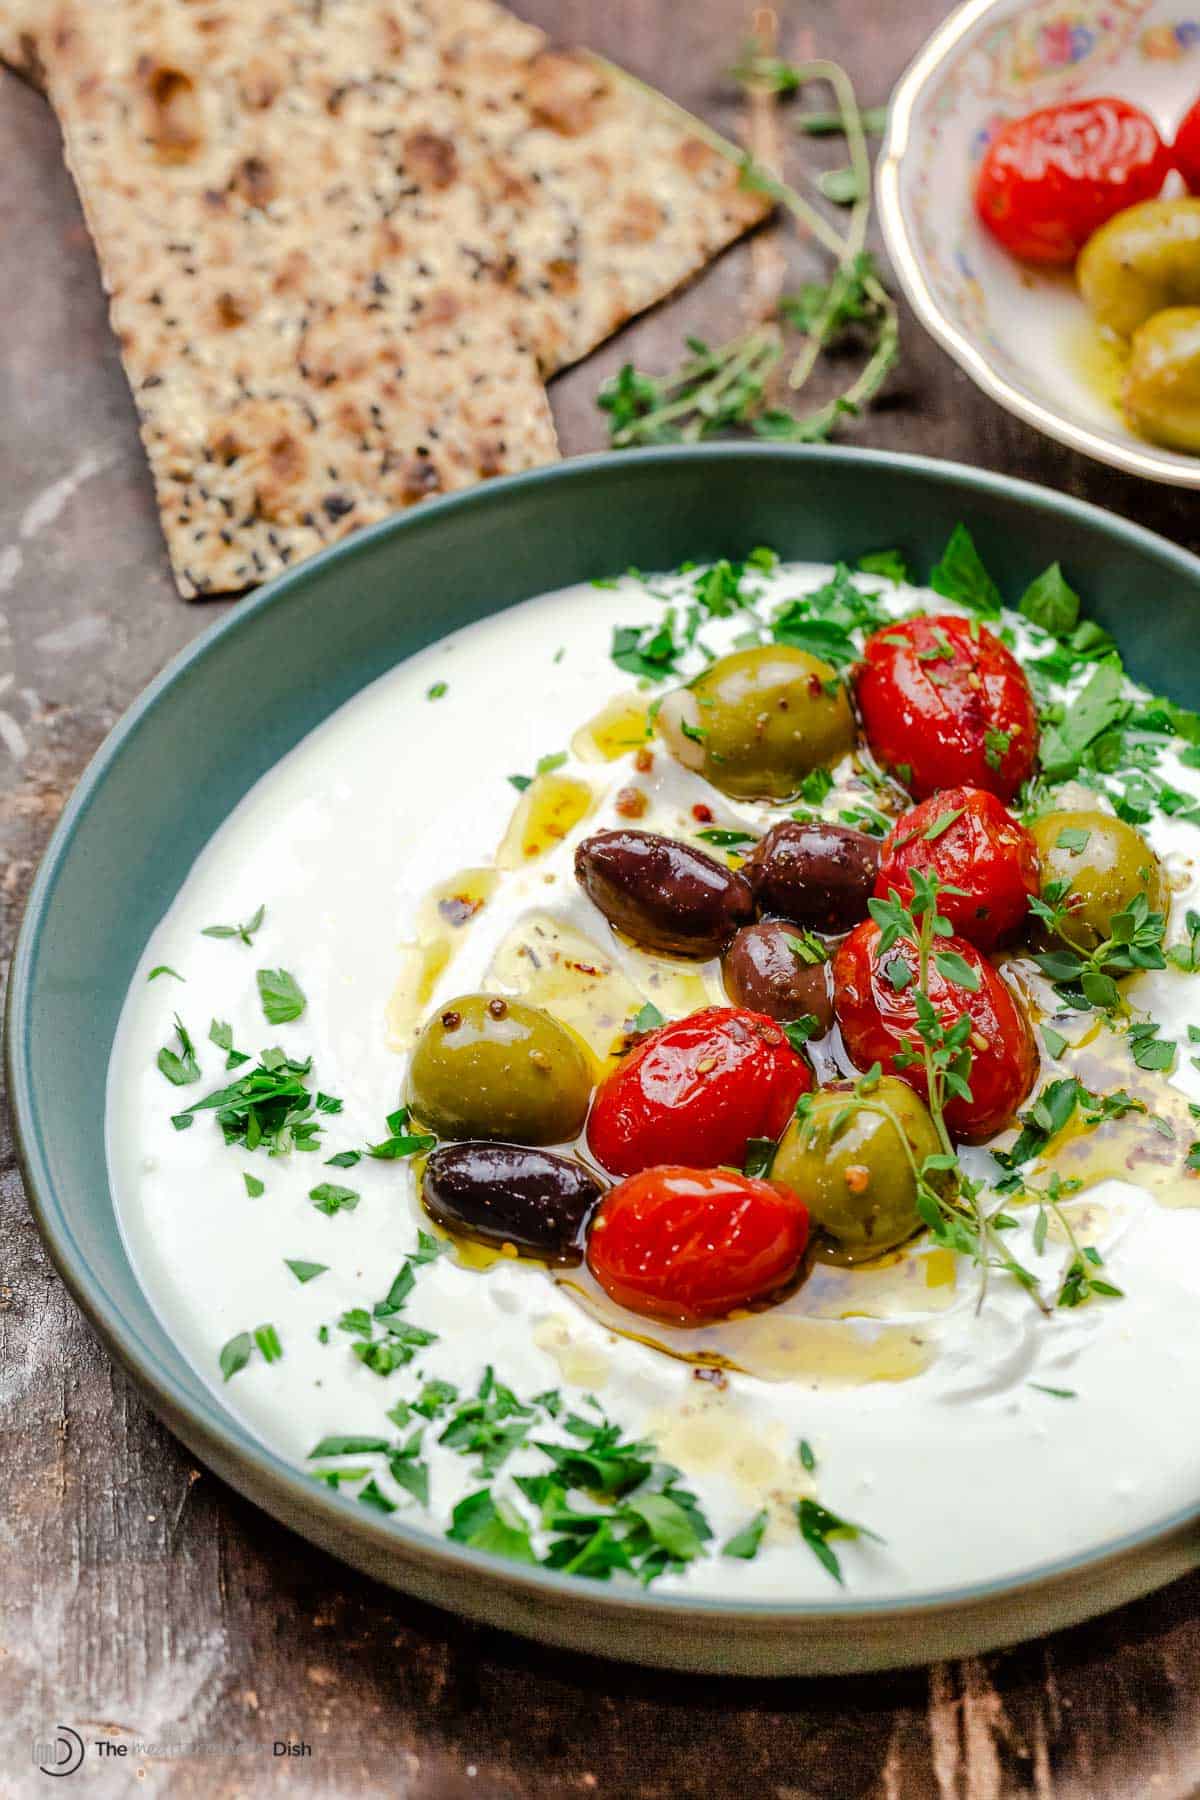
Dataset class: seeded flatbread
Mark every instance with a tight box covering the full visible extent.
[435,0,769,373]
[15,1,560,595]
[5,0,767,596]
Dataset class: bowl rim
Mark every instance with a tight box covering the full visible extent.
[876,0,1200,491]
[9,440,1200,1648]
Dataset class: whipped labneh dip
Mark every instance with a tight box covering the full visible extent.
[107,552,1200,1599]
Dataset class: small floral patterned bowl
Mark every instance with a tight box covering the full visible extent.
[878,0,1200,487]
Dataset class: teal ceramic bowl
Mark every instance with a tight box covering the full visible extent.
[9,446,1200,1675]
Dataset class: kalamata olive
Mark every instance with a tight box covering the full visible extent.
[575,828,754,957]
[422,1142,603,1263]
[721,921,834,1029]
[744,820,880,931]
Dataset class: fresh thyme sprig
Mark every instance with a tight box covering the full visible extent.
[596,47,898,449]
[861,870,1047,1312]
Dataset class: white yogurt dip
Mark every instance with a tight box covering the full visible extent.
[106,557,1200,1600]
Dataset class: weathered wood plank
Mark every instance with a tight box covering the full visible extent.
[4,2,1200,1793]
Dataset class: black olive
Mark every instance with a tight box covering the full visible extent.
[575,828,753,956]
[422,1142,604,1263]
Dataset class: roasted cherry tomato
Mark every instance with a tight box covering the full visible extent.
[586,1165,810,1323]
[832,920,1036,1143]
[1174,95,1200,194]
[856,614,1037,803]
[875,786,1040,950]
[586,1005,812,1178]
[975,97,1171,265]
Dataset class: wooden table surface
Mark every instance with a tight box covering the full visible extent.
[4,3,1200,1795]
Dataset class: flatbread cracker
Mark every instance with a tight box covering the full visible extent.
[17,1,559,595]
[4,0,767,595]
[434,0,768,373]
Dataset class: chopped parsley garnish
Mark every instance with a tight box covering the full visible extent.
[147,965,183,983]
[219,1326,281,1379]
[284,1259,327,1284]
[508,773,532,792]
[256,966,306,1025]
[219,1333,253,1382]
[696,827,758,849]
[1029,1383,1078,1400]
[448,1489,537,1562]
[799,1438,817,1473]
[722,1510,769,1560]
[439,1365,537,1474]
[426,681,448,700]
[243,1171,264,1198]
[787,931,829,967]
[1018,562,1080,637]
[209,1017,250,1070]
[310,1434,390,1457]
[367,1105,437,1161]
[796,1497,883,1584]
[157,1015,201,1087]
[631,1001,666,1034]
[358,1479,397,1514]
[309,1182,359,1216]
[610,616,683,683]
[743,1136,776,1179]
[1167,908,1200,973]
[202,903,265,946]
[771,562,889,666]
[983,728,1010,772]
[1038,656,1127,781]
[928,524,1001,618]
[921,807,964,842]
[857,549,908,583]
[783,1014,823,1052]
[176,1048,325,1154]
[374,1231,450,1316]
[799,765,835,806]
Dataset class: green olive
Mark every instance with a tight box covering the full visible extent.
[1029,809,1167,957]
[771,1077,938,1261]
[1077,199,1200,337]
[408,994,592,1144]
[1123,306,1200,452]
[656,645,855,802]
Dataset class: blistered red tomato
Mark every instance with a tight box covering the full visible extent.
[875,786,1040,950]
[832,920,1036,1143]
[586,1005,812,1178]
[586,1165,810,1323]
[856,614,1037,803]
[1174,95,1200,193]
[975,97,1171,264]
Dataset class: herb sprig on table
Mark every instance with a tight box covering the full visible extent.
[598,45,897,448]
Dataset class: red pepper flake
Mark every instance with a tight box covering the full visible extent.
[691,802,714,823]
[634,747,654,774]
